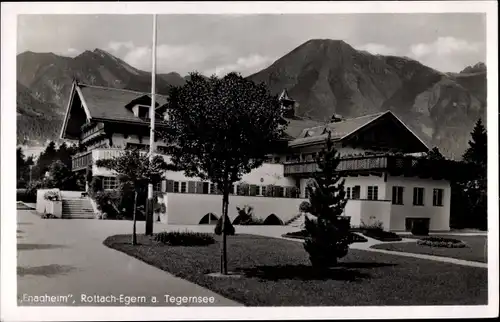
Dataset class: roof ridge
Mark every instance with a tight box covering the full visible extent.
[77,83,168,97]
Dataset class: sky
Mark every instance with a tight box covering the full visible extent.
[17,13,486,76]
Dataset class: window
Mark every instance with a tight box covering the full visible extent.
[103,177,119,190]
[352,186,361,200]
[433,188,444,207]
[392,186,404,205]
[209,183,217,194]
[136,105,150,119]
[367,186,378,200]
[173,181,179,193]
[346,187,351,199]
[154,181,162,192]
[202,182,210,194]
[413,187,425,206]
[277,186,284,197]
[180,182,187,193]
[261,186,267,196]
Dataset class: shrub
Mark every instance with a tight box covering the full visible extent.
[417,237,467,248]
[362,229,402,242]
[89,177,103,197]
[154,231,215,246]
[24,180,46,202]
[17,189,28,202]
[360,220,384,231]
[237,183,250,196]
[214,215,235,236]
[411,220,430,236]
[233,205,264,225]
[299,201,311,213]
[94,190,121,219]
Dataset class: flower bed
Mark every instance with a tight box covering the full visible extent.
[154,231,215,246]
[417,237,467,248]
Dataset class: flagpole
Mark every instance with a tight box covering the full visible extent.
[146,13,157,236]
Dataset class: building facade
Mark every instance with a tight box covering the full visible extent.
[61,82,456,231]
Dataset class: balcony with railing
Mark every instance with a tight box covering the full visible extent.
[71,148,170,172]
[283,154,463,180]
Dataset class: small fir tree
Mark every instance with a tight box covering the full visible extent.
[303,131,350,269]
[461,118,487,230]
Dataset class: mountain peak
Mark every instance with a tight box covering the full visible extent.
[93,48,112,56]
[460,62,486,74]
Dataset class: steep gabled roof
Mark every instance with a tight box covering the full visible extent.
[289,110,429,151]
[282,117,323,139]
[77,84,168,122]
[290,112,385,146]
[60,82,169,139]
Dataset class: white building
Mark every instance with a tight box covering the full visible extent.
[61,82,456,231]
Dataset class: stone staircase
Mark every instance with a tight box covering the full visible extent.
[287,213,306,228]
[62,198,95,219]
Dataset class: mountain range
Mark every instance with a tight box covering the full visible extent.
[16,39,486,159]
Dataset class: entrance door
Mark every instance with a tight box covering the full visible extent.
[405,218,430,231]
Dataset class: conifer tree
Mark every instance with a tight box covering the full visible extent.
[461,118,487,230]
[303,131,350,269]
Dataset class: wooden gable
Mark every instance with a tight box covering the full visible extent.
[343,112,429,153]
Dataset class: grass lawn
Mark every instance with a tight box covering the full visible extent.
[104,234,487,306]
[372,235,487,263]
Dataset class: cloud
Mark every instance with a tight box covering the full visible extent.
[106,41,135,52]
[66,48,80,56]
[355,43,397,56]
[117,43,231,74]
[204,54,276,77]
[410,37,482,58]
[408,37,485,72]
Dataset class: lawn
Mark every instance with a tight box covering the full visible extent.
[104,234,487,306]
[372,235,487,263]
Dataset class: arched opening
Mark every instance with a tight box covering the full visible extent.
[263,214,284,225]
[232,214,245,225]
[198,213,219,225]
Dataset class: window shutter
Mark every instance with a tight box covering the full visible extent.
[188,181,196,193]
[196,181,203,194]
[166,180,174,192]
[250,185,258,196]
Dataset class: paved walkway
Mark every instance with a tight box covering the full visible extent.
[347,234,487,268]
[17,210,240,306]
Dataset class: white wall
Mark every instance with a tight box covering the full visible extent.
[342,199,391,229]
[386,175,451,231]
[343,199,362,226]
[164,192,307,225]
[359,200,392,230]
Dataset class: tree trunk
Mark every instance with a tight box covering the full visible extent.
[132,191,138,245]
[220,181,229,275]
